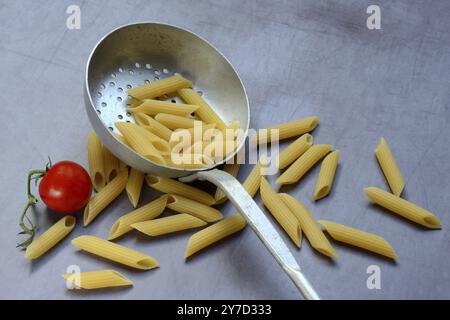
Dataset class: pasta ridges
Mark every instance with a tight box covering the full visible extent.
[319,220,398,260]
[257,116,319,144]
[132,213,207,237]
[313,150,340,201]
[166,194,223,222]
[364,187,442,229]
[276,144,333,185]
[127,74,192,100]
[260,178,302,247]
[375,137,405,197]
[87,131,106,191]
[125,168,144,208]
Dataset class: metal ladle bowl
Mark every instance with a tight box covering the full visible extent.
[85,22,319,300]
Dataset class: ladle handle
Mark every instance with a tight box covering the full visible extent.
[179,169,320,300]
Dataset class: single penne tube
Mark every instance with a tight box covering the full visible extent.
[115,122,166,165]
[167,194,223,222]
[257,116,319,144]
[128,99,198,117]
[313,150,340,201]
[184,213,247,259]
[108,195,168,240]
[364,187,442,229]
[276,144,333,185]
[103,146,120,183]
[72,235,159,270]
[87,131,105,191]
[146,175,215,206]
[260,177,302,247]
[276,134,313,169]
[375,137,405,196]
[132,213,207,237]
[242,156,269,197]
[319,220,398,259]
[84,169,128,226]
[278,194,336,257]
[127,74,192,100]
[178,88,227,130]
[25,216,76,260]
[63,270,133,290]
[126,168,144,208]
[133,112,173,141]
[215,163,241,204]
[155,113,199,130]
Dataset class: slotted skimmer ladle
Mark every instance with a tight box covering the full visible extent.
[84,22,319,300]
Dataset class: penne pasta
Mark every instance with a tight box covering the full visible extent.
[103,146,120,183]
[132,213,207,237]
[25,216,76,260]
[127,74,192,100]
[146,175,215,206]
[278,194,336,257]
[83,169,128,226]
[375,137,405,197]
[128,99,198,117]
[133,112,173,141]
[155,113,199,130]
[319,220,398,259]
[277,134,313,169]
[257,116,319,144]
[108,195,168,240]
[214,163,241,204]
[126,168,144,208]
[276,144,333,185]
[313,150,340,201]
[167,194,223,222]
[260,177,302,247]
[72,235,159,270]
[178,88,227,130]
[115,122,166,165]
[364,187,442,229]
[242,157,268,198]
[184,213,247,259]
[63,270,133,290]
[87,131,105,191]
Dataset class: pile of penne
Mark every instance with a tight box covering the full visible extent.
[22,75,442,291]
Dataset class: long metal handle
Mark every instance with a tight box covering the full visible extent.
[180,169,320,300]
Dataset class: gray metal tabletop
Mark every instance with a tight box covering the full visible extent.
[0,0,449,299]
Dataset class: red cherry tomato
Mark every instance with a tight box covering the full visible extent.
[38,161,92,213]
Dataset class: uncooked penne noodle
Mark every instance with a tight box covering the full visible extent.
[25,216,76,260]
[127,74,192,100]
[375,138,405,196]
[167,194,223,222]
[103,147,120,183]
[128,99,198,117]
[146,175,215,206]
[364,187,442,229]
[126,168,144,208]
[319,220,398,259]
[276,144,333,185]
[63,270,133,290]
[72,235,159,270]
[108,195,168,240]
[132,213,207,237]
[260,177,301,247]
[278,194,336,257]
[242,157,269,197]
[184,214,247,259]
[87,131,105,191]
[178,88,227,130]
[313,150,340,201]
[257,116,319,144]
[215,163,241,204]
[84,169,128,226]
[133,112,173,141]
[277,134,313,169]
[155,113,199,130]
[115,122,166,165]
